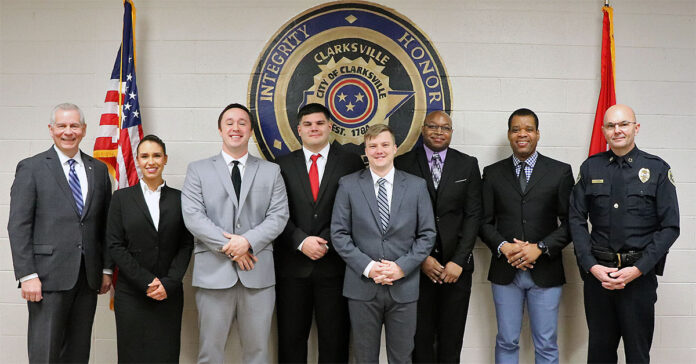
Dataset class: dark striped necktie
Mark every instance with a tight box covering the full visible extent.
[67,159,84,215]
[377,178,389,233]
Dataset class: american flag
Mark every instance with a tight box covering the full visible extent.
[94,0,143,188]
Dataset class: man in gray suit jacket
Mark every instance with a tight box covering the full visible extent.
[182,103,289,364]
[331,124,436,364]
[8,103,113,363]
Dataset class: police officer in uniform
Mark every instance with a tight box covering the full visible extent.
[570,104,680,363]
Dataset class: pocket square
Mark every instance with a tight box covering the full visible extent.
[454,179,468,183]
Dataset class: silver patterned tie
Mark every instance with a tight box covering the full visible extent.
[431,153,442,189]
[377,178,390,233]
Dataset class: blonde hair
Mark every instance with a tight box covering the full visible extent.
[364,124,395,144]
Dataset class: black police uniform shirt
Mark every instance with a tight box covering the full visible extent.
[570,146,680,275]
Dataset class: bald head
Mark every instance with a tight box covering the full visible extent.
[602,104,640,156]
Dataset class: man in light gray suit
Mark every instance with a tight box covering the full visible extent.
[331,124,436,363]
[8,103,113,363]
[181,103,289,364]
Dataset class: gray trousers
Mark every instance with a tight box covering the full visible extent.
[195,283,275,364]
[348,285,417,364]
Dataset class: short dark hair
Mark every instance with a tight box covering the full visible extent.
[508,108,539,130]
[297,103,331,123]
[217,103,252,129]
[137,134,166,155]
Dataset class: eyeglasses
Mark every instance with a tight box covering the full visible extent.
[423,124,453,133]
[603,121,636,130]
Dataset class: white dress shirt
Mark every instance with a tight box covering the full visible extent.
[297,143,332,252]
[221,150,248,179]
[140,179,165,231]
[363,167,395,277]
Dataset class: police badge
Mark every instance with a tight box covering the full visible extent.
[248,1,452,160]
[639,168,650,183]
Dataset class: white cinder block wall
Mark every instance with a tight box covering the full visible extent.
[1,0,694,363]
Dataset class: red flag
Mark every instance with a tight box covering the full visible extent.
[588,5,616,156]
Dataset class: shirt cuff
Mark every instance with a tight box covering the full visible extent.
[497,241,508,257]
[19,273,38,282]
[103,269,113,275]
[363,261,376,278]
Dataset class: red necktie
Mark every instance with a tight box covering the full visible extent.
[309,154,320,201]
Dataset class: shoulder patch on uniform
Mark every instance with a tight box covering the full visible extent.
[668,169,675,185]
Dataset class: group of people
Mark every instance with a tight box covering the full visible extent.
[7,101,679,364]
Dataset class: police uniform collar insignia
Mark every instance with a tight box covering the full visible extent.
[639,168,650,183]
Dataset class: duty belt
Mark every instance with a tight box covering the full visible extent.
[591,247,643,268]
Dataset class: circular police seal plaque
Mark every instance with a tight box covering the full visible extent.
[248,1,452,160]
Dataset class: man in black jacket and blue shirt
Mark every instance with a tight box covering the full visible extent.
[570,104,679,363]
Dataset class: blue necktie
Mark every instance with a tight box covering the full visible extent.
[68,159,84,215]
[377,178,390,233]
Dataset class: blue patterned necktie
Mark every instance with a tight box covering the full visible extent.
[377,178,390,233]
[68,159,84,215]
[431,153,442,189]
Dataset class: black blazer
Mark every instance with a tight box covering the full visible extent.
[275,143,364,278]
[8,147,112,291]
[479,154,573,287]
[395,146,482,271]
[107,184,193,294]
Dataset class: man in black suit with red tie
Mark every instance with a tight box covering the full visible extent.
[395,110,482,363]
[275,103,364,363]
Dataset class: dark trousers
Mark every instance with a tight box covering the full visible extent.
[584,270,658,364]
[413,271,472,363]
[349,286,417,364]
[276,273,350,363]
[27,259,97,364]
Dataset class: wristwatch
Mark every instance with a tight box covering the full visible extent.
[537,241,550,256]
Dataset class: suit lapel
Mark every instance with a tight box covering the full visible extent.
[316,145,339,204]
[358,169,382,230]
[415,147,437,201]
[80,152,96,219]
[388,170,407,232]
[238,155,259,217]
[157,186,170,234]
[524,154,549,195]
[130,184,156,230]
[502,156,524,196]
[292,150,314,204]
[212,155,238,208]
[44,148,81,217]
[436,149,456,193]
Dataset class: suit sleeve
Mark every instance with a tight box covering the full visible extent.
[106,192,156,292]
[278,163,310,250]
[101,168,114,271]
[540,164,573,257]
[634,164,680,274]
[161,212,194,293]
[569,161,597,272]
[7,159,38,280]
[450,158,482,267]
[241,166,290,253]
[479,167,507,253]
[181,163,229,252]
[394,180,437,276]
[331,178,374,275]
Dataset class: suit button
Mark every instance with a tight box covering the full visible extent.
[522,219,527,224]
[76,243,82,249]
[436,217,440,222]
[313,214,318,219]
[522,200,526,204]
[80,223,84,226]
[236,223,241,229]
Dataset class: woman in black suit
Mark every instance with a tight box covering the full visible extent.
[107,134,193,363]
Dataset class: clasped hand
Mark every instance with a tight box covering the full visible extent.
[222,232,258,271]
[369,260,405,285]
[501,238,541,270]
[421,256,463,284]
[590,265,642,290]
[146,277,167,301]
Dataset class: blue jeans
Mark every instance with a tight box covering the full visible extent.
[491,270,562,364]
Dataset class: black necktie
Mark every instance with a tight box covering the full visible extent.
[231,161,241,201]
[518,161,527,192]
[609,157,625,251]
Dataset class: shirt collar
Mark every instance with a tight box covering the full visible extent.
[370,166,395,186]
[512,151,538,169]
[221,150,249,167]
[608,145,639,167]
[423,145,448,163]
[140,179,165,194]
[54,145,83,166]
[302,143,331,163]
